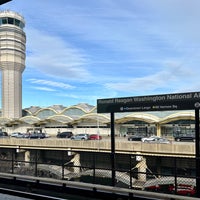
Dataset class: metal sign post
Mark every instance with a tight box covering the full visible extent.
[195,107,200,197]
[110,112,116,186]
[97,91,200,196]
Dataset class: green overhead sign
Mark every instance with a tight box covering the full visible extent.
[97,92,200,113]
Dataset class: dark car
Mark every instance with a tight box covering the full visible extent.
[57,131,73,138]
[128,134,144,141]
[0,132,8,138]
[31,132,46,139]
[174,133,195,142]
[25,132,46,139]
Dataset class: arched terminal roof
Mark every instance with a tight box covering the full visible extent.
[0,103,196,128]
[22,109,32,116]
[89,107,98,113]
[71,113,110,125]
[20,116,41,125]
[47,115,73,124]
[48,105,66,112]
[35,108,58,119]
[72,103,95,112]
[115,113,160,124]
[61,106,87,118]
[159,111,195,124]
[24,106,41,115]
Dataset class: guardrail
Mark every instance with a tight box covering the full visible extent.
[0,138,195,157]
[0,146,198,198]
[0,172,198,200]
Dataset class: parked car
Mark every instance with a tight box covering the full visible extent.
[174,133,195,142]
[56,131,73,138]
[0,132,8,138]
[141,135,162,143]
[25,132,46,139]
[71,133,89,140]
[145,137,170,144]
[10,132,25,138]
[128,134,144,141]
[89,134,102,140]
[168,184,196,196]
[31,132,46,139]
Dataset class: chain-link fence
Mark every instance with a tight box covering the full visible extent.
[0,148,197,197]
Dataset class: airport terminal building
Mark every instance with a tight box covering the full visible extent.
[0,103,196,138]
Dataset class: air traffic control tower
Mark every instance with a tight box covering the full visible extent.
[0,11,26,118]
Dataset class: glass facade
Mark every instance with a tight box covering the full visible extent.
[0,17,25,29]
[161,119,195,137]
[119,120,157,136]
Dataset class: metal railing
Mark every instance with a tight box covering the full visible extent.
[0,148,197,198]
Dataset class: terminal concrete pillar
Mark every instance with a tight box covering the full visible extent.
[156,124,161,136]
[71,153,81,173]
[25,150,30,167]
[136,154,147,182]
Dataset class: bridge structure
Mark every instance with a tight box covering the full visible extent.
[0,137,197,199]
[0,137,195,198]
[0,137,195,157]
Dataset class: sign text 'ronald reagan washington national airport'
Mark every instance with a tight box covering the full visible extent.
[97,92,200,113]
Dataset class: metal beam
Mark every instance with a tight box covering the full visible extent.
[195,108,200,197]
[110,112,116,186]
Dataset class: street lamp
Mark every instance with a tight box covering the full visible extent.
[0,0,12,5]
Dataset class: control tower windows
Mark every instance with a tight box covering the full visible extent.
[1,17,7,25]
[8,17,14,24]
[0,17,25,29]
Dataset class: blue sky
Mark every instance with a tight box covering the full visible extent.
[1,0,200,108]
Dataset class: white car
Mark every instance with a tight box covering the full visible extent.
[10,132,25,138]
[141,135,162,143]
[71,133,89,140]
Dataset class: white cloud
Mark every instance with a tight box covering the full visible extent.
[104,63,196,93]
[28,79,75,90]
[31,87,56,92]
[26,28,91,80]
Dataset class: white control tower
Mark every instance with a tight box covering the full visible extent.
[0,11,26,118]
